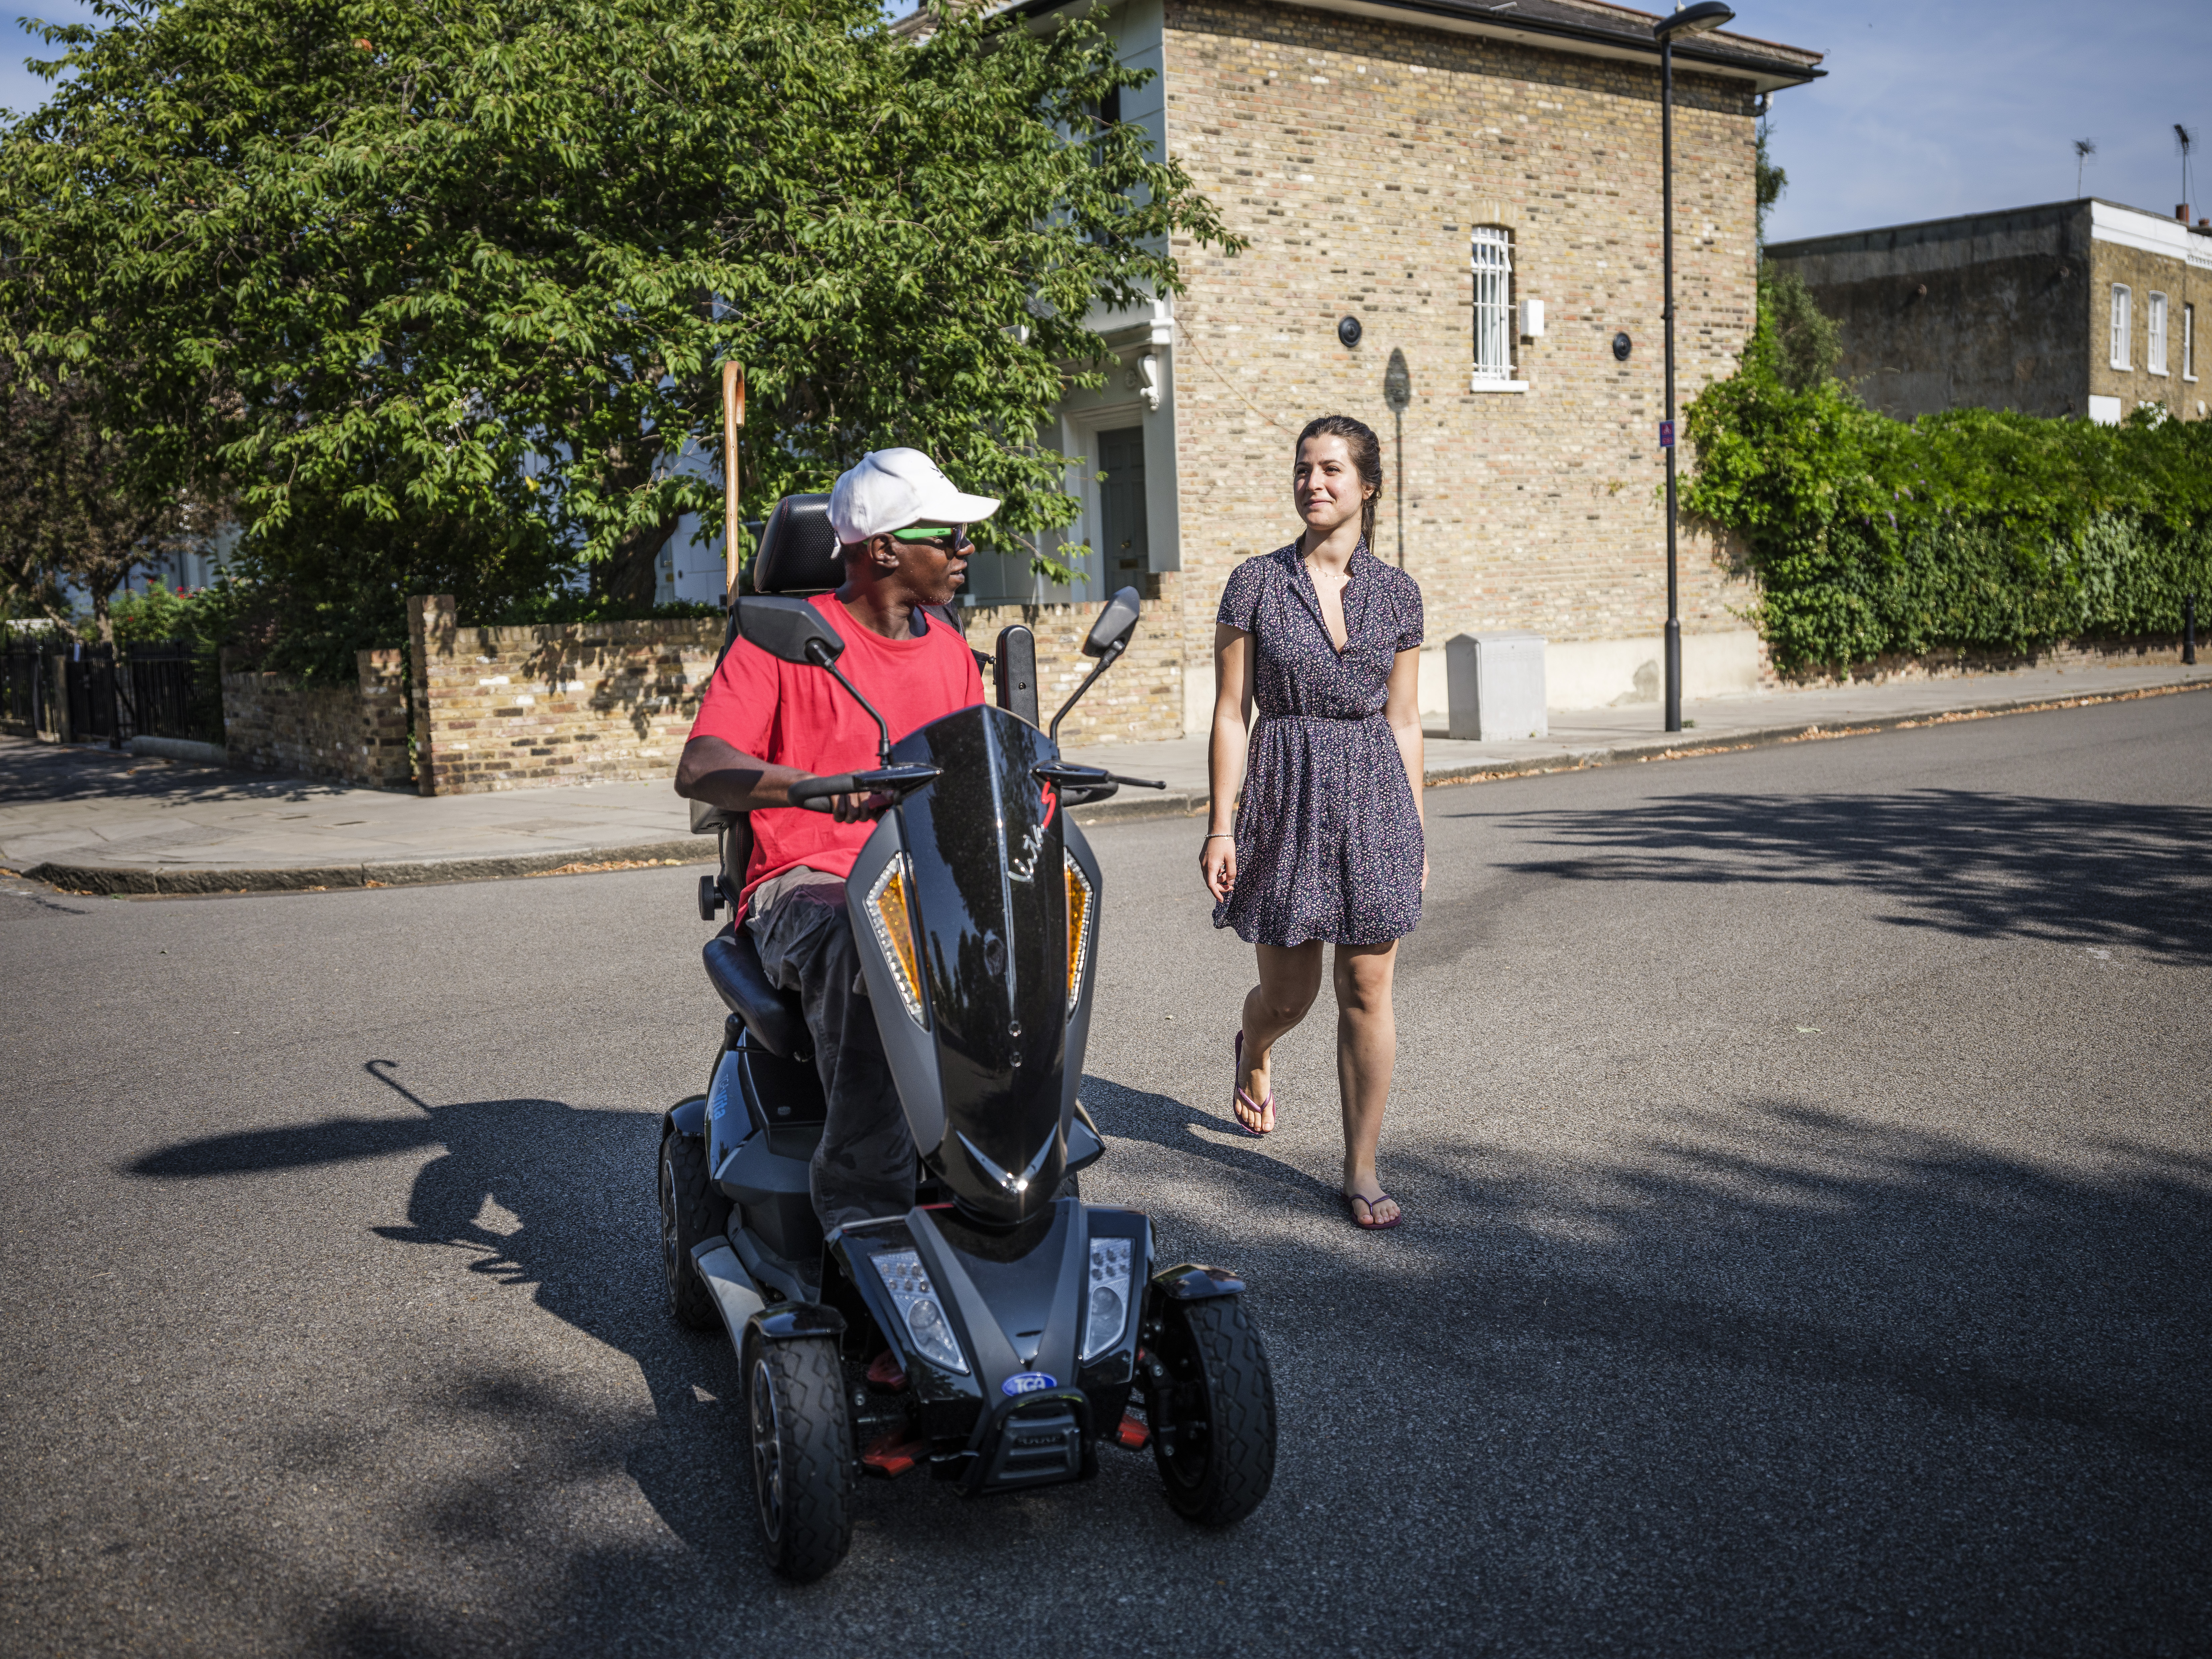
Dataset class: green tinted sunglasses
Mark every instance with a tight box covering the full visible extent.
[889,523,968,548]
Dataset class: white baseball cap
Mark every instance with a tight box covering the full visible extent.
[828,448,1001,546]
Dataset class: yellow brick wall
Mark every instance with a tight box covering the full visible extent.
[221,649,412,789]
[409,596,722,795]
[1159,0,1761,670]
[405,591,1186,794]
[961,580,1188,745]
[2087,236,2210,419]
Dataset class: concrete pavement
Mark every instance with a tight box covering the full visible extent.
[2,691,2205,1655]
[4,656,2205,892]
[0,742,709,895]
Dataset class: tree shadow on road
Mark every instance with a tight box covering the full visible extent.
[120,1064,2212,1656]
[1078,1073,1342,1209]
[128,1058,769,1654]
[1471,789,2212,963]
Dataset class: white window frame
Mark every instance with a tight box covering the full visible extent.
[2185,303,2197,382]
[1470,227,1525,392]
[2109,285,2131,370]
[2147,291,2168,376]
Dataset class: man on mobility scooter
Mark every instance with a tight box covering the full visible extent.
[664,443,1277,1584]
[675,446,995,1232]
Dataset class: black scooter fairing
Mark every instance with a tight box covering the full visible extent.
[846,704,1084,1228]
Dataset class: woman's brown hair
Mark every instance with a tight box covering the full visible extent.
[1295,414,1384,551]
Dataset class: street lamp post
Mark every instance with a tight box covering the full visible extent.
[1653,1,1733,734]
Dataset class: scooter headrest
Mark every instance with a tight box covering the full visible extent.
[750,494,844,597]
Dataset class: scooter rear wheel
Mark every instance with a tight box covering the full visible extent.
[1145,1294,1277,1526]
[659,1124,728,1331]
[743,1332,855,1583]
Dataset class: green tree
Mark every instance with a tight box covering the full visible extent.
[0,362,199,639]
[1,0,1238,674]
[1762,268,1843,393]
[1754,117,1785,249]
[1683,306,2212,672]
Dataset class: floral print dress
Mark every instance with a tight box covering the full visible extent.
[1213,541,1425,948]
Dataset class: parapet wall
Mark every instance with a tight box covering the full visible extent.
[408,597,722,796]
[221,650,412,789]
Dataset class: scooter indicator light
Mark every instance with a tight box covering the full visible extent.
[1082,1236,1133,1361]
[872,1249,969,1374]
[865,856,928,1029]
[1064,853,1093,1019]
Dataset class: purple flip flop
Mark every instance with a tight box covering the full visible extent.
[1231,1030,1275,1136]
[1344,1191,1402,1231]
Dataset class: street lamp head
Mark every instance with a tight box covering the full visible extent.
[1653,2,1734,41]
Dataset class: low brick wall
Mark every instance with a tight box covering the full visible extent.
[961,596,1185,745]
[221,650,412,789]
[403,589,1187,797]
[1759,634,2192,692]
[409,596,722,795]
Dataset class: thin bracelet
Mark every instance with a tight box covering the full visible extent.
[1203,833,1233,841]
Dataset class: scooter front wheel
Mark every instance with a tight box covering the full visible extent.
[743,1332,855,1583]
[1144,1294,1277,1526]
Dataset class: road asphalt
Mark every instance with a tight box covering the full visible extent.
[1,692,2207,1656]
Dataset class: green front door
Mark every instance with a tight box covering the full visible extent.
[1096,425,1149,585]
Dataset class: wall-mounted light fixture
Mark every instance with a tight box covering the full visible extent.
[1338,315,1363,348]
[1613,332,1633,361]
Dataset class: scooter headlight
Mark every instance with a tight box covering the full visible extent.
[864,856,928,1029]
[872,1249,968,1374]
[1081,1236,1132,1362]
[1064,852,1093,1019]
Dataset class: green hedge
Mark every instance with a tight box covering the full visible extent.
[1681,304,2212,673]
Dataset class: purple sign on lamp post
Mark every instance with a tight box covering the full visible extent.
[1658,420,1675,449]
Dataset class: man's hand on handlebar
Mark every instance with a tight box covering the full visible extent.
[829,788,895,823]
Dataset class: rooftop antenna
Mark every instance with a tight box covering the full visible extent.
[2179,125,2199,221]
[2072,137,2096,198]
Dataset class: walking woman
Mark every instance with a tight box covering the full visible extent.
[1201,414,1425,1231]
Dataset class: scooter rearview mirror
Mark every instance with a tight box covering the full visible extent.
[738,596,846,666]
[1081,587,1142,659]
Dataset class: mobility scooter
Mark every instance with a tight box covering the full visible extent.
[657,494,1278,1582]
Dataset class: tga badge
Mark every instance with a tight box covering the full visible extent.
[1001,1372,1057,1396]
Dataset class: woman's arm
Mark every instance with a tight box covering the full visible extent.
[1384,646,1426,885]
[1201,624,1254,900]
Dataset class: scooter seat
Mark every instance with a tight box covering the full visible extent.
[704,923,812,1063]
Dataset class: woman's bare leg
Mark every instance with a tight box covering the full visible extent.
[1235,942,1324,1132]
[1333,941,1401,1224]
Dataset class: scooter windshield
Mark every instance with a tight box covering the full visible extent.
[890,704,1070,1223]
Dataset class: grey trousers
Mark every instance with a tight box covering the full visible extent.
[746,874,917,1233]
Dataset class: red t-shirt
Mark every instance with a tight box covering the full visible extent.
[687,594,984,912]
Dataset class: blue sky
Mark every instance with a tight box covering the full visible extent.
[1747,0,2210,242]
[5,1,2207,241]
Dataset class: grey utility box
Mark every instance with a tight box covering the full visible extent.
[1445,632,1548,741]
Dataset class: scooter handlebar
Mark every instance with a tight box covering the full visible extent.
[787,774,858,813]
[787,764,944,813]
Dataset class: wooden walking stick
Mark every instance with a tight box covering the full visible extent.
[722,360,745,602]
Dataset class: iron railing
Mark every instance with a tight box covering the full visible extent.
[1,639,223,748]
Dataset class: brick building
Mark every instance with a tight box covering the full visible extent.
[947,0,1824,736]
[1766,198,2212,430]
